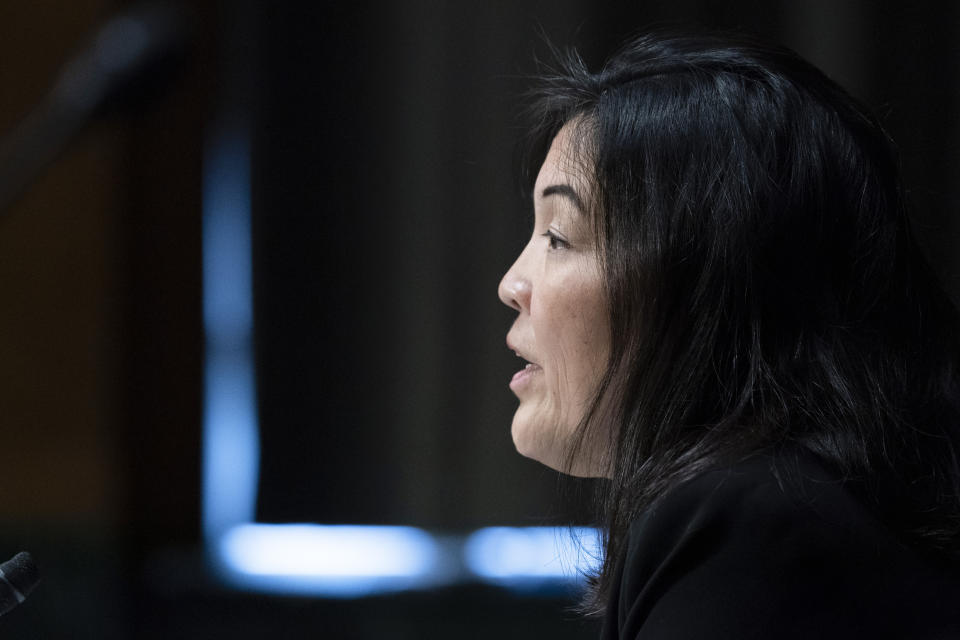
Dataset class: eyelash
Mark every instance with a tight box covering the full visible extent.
[542,230,570,251]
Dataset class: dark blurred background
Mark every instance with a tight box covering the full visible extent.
[0,0,957,637]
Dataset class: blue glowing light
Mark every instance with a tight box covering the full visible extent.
[201,122,259,538]
[222,524,440,576]
[202,124,253,347]
[202,352,258,534]
[464,527,602,584]
[214,524,446,597]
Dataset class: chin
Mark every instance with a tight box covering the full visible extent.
[511,418,563,470]
[511,415,608,478]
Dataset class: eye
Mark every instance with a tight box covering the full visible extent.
[542,229,570,251]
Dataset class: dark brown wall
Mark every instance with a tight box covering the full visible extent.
[0,2,124,526]
[0,0,211,534]
[0,2,210,636]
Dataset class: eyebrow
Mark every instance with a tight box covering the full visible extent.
[541,184,585,214]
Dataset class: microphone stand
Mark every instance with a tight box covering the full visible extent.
[0,1,192,213]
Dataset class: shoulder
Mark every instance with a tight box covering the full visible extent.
[604,448,960,639]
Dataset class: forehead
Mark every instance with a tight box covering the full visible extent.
[533,122,594,222]
[534,122,592,194]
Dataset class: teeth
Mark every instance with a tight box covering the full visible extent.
[513,350,537,368]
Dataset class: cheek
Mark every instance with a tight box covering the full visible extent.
[539,290,609,409]
[558,321,606,405]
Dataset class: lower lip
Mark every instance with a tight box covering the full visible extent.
[509,364,542,392]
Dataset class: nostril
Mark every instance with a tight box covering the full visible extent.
[498,277,519,311]
[499,284,524,312]
[499,263,530,313]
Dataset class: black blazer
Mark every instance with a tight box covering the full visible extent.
[599,449,960,639]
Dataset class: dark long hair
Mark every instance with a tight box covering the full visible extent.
[522,30,960,613]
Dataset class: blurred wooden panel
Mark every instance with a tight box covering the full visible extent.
[0,1,122,522]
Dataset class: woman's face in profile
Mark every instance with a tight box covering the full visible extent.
[498,124,610,477]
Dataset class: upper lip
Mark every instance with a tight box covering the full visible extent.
[506,336,539,366]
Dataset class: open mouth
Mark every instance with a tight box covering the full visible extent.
[510,354,542,390]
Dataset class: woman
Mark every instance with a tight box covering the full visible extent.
[498,31,960,637]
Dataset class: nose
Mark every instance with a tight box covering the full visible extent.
[498,259,530,312]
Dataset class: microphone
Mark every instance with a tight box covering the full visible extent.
[47,1,193,120]
[0,1,194,212]
[0,552,40,617]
